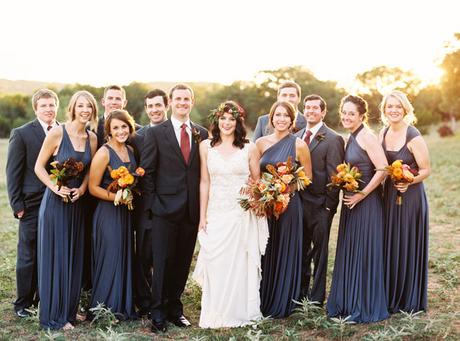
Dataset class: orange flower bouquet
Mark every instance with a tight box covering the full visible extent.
[381,159,418,205]
[327,162,363,193]
[106,166,145,210]
[239,156,311,219]
[49,158,85,202]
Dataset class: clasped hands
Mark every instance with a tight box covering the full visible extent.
[53,185,83,202]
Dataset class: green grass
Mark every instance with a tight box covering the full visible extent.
[0,133,459,340]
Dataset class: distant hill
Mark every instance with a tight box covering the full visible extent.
[0,79,221,96]
[0,79,67,95]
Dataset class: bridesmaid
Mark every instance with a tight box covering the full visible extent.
[88,109,137,320]
[326,94,389,323]
[379,90,430,314]
[34,90,98,329]
[256,101,312,318]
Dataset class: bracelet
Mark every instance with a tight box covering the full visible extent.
[360,191,368,197]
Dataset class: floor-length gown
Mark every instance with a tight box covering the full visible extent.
[38,125,91,329]
[89,145,137,320]
[259,134,303,318]
[382,126,428,313]
[326,125,389,323]
[193,141,269,328]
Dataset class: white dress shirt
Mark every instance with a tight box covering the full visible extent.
[302,121,323,142]
[170,116,192,148]
[37,118,57,135]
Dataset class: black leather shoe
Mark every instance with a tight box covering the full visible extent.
[15,309,31,318]
[168,315,191,328]
[151,319,167,333]
[138,308,151,319]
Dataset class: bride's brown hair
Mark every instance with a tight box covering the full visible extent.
[209,101,249,149]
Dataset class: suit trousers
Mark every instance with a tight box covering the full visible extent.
[150,214,197,320]
[14,193,41,311]
[301,201,333,305]
[134,219,153,312]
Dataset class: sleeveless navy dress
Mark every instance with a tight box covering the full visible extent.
[382,126,428,313]
[260,134,303,318]
[38,125,91,329]
[90,144,136,320]
[326,125,389,323]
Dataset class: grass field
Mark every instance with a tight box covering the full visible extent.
[0,132,459,340]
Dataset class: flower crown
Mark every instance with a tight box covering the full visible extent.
[208,102,243,124]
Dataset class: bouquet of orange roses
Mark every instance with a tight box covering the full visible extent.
[49,158,85,202]
[239,156,311,219]
[381,159,418,205]
[327,162,363,193]
[107,165,145,210]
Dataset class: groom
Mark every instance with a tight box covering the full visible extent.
[296,94,344,306]
[141,84,208,333]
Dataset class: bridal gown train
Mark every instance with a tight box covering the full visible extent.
[193,141,269,328]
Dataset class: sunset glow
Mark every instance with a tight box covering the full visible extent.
[0,0,458,89]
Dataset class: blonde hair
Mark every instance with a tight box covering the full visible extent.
[380,90,417,126]
[32,88,59,111]
[67,90,99,131]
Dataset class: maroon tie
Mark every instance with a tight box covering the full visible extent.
[180,123,190,164]
[47,125,52,131]
[304,130,312,145]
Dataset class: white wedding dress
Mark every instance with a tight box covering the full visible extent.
[193,141,269,328]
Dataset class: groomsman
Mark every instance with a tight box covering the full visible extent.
[6,89,59,317]
[96,85,128,148]
[132,89,169,316]
[253,81,307,140]
[296,94,344,305]
[141,84,208,332]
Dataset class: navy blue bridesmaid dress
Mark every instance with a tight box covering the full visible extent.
[326,125,389,323]
[89,144,137,320]
[260,134,303,318]
[38,125,91,329]
[382,126,429,313]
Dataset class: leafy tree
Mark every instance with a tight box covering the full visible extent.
[440,33,460,128]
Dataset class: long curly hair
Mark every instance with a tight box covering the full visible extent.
[209,100,249,149]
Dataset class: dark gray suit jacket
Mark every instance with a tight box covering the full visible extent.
[140,120,208,223]
[253,111,306,141]
[6,119,47,215]
[296,123,345,212]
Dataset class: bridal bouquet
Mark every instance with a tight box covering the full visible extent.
[239,156,311,219]
[107,165,145,210]
[327,162,363,193]
[381,159,417,205]
[49,158,85,202]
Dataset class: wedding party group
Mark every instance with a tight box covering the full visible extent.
[6,80,430,333]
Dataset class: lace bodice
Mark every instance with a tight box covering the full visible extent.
[206,141,250,214]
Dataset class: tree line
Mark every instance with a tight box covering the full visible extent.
[2,33,460,138]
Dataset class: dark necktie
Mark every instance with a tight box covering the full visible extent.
[304,129,312,145]
[47,125,52,131]
[180,123,190,164]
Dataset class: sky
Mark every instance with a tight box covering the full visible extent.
[1,0,459,90]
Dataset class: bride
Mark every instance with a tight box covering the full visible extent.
[193,101,269,328]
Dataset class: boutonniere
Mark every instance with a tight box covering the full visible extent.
[316,133,326,142]
[192,127,202,144]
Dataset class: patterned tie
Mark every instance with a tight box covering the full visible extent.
[180,123,190,164]
[304,129,312,145]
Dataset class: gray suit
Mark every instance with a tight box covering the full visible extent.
[295,123,344,304]
[252,111,306,141]
[6,119,48,312]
